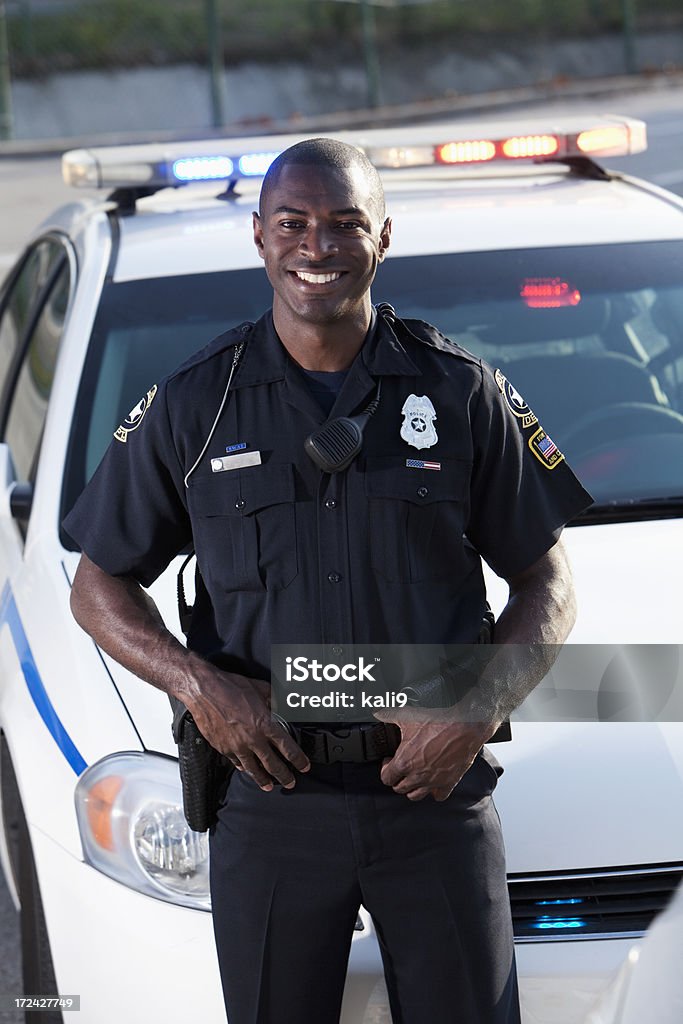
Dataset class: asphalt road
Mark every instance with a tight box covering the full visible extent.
[0,82,681,1019]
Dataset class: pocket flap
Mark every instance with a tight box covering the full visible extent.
[189,463,296,516]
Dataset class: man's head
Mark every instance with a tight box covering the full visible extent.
[259,138,386,223]
[253,138,391,335]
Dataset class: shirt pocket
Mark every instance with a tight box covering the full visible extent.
[188,463,298,592]
[364,456,470,583]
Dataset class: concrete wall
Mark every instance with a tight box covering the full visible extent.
[9,30,683,140]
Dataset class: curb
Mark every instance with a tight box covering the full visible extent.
[1,69,682,160]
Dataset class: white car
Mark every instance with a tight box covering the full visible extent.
[0,117,681,1024]
[583,880,683,1024]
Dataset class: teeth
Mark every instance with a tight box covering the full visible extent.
[295,271,342,284]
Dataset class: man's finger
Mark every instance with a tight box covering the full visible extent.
[239,754,275,791]
[380,755,408,789]
[269,727,311,774]
[254,740,305,789]
[403,787,431,802]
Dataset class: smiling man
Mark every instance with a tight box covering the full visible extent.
[65,138,591,1024]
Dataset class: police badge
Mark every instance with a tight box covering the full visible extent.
[400,394,438,450]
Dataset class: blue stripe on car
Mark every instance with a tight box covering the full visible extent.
[0,581,87,775]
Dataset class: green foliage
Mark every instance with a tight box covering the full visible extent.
[5,0,683,76]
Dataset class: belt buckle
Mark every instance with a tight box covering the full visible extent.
[324,727,367,763]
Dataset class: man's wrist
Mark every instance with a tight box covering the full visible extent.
[166,648,220,707]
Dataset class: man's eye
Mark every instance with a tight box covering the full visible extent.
[337,221,363,230]
[279,220,304,229]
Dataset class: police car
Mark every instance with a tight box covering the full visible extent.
[0,117,682,1024]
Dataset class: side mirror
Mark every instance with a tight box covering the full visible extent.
[10,482,33,522]
[0,442,33,526]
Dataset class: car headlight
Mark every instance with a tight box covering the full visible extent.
[74,752,210,911]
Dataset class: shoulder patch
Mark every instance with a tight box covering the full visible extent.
[115,385,157,443]
[494,369,538,429]
[528,427,564,469]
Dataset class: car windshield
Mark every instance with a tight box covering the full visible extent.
[61,240,683,538]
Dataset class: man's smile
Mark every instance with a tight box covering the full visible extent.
[292,270,345,285]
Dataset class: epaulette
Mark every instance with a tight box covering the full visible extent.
[393,315,482,366]
[166,321,253,383]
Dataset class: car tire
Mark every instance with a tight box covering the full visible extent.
[1,737,62,1024]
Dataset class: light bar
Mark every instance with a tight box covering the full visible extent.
[576,122,648,157]
[238,151,281,176]
[61,116,647,192]
[173,155,234,181]
[436,140,496,164]
[501,134,559,159]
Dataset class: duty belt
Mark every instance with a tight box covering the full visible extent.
[295,723,400,764]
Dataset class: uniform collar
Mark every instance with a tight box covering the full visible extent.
[230,311,287,389]
[231,307,421,392]
[361,309,422,378]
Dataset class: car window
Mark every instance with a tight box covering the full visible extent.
[0,239,65,411]
[376,241,683,507]
[4,260,71,482]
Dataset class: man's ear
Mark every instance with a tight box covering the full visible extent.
[378,216,392,261]
[253,211,265,260]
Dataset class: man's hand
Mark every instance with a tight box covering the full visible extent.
[70,554,310,793]
[375,539,578,802]
[185,669,310,791]
[374,709,496,802]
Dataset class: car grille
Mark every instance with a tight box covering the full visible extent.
[509,863,683,941]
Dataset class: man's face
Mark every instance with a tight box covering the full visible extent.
[253,162,391,327]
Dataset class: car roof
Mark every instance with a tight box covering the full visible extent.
[107,167,683,282]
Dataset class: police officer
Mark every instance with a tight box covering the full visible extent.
[65,138,592,1024]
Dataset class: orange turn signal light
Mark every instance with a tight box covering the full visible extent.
[85,775,123,851]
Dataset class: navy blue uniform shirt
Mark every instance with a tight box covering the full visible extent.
[63,309,592,680]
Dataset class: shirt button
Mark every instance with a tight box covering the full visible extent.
[417,487,429,498]
[327,572,342,584]
[235,499,246,510]
[325,498,337,510]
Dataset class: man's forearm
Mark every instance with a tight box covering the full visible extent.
[70,553,211,706]
[465,537,576,728]
[70,554,311,788]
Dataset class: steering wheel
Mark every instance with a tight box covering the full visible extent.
[561,402,683,454]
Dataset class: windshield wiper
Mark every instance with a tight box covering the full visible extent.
[574,496,683,524]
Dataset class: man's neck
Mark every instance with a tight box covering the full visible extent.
[272,303,372,371]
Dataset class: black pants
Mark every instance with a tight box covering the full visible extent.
[209,752,520,1024]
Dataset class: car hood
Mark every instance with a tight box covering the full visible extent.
[63,516,683,869]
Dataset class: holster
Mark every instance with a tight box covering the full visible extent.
[168,694,233,833]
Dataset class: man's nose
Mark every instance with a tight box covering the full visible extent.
[299,224,339,259]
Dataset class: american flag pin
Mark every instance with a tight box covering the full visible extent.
[406,459,441,471]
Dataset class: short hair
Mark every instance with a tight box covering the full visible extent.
[259,138,386,221]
